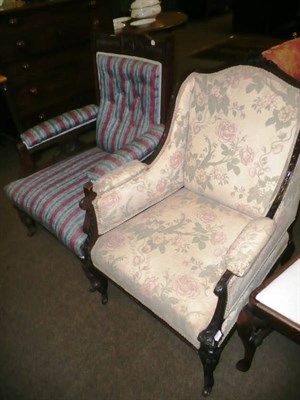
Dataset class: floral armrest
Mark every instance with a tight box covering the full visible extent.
[20,105,98,149]
[225,217,277,277]
[92,159,183,235]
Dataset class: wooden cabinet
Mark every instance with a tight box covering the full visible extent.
[0,0,114,132]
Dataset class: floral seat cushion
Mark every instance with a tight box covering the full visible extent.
[91,188,252,347]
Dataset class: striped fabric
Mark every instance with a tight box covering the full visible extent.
[95,52,162,152]
[88,124,165,181]
[21,104,99,149]
[5,53,164,258]
[5,147,105,257]
[5,130,164,257]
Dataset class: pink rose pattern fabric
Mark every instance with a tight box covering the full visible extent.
[184,67,300,218]
[92,188,251,347]
[91,66,300,347]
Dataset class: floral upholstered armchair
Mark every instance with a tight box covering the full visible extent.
[80,64,300,395]
[4,32,173,259]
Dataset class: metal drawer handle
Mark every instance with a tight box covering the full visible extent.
[22,63,30,70]
[16,40,26,48]
[38,113,46,120]
[29,87,38,95]
[9,17,18,25]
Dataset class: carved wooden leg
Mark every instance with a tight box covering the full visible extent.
[236,305,272,372]
[16,208,36,236]
[81,257,108,305]
[198,344,221,396]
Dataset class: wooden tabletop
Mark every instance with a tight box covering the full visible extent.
[118,11,188,34]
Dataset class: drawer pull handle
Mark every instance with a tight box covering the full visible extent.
[29,87,38,95]
[9,18,18,25]
[22,63,30,70]
[16,40,26,48]
[38,113,46,120]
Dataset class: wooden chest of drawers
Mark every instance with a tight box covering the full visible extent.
[0,0,114,132]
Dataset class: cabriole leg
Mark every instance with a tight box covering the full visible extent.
[236,305,271,372]
[198,344,221,396]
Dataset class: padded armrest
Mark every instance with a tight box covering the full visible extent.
[88,124,165,182]
[20,105,98,149]
[93,160,148,194]
[92,156,183,235]
[225,217,277,277]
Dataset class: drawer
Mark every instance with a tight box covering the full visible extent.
[20,87,96,130]
[3,45,94,89]
[12,66,95,118]
[0,1,94,63]
[11,59,96,129]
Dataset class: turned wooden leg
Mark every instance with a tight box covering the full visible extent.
[17,208,36,236]
[236,305,272,372]
[198,344,221,396]
[81,258,108,305]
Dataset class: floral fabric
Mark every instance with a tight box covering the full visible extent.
[184,67,300,218]
[91,188,251,347]
[225,217,276,277]
[90,65,300,347]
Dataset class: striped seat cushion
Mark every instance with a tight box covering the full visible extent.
[21,104,99,149]
[96,52,162,152]
[5,147,105,257]
[5,134,160,257]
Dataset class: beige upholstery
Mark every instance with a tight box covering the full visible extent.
[88,65,300,395]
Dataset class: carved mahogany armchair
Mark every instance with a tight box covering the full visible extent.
[80,63,300,396]
[4,32,174,258]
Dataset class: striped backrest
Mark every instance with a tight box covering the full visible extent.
[95,52,162,152]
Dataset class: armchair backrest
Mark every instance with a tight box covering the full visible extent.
[176,66,300,218]
[95,52,161,152]
[92,32,174,153]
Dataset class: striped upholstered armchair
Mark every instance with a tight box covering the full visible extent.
[4,32,174,259]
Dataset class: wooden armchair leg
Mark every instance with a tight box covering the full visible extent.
[236,305,272,372]
[81,257,108,305]
[198,345,221,396]
[16,208,36,236]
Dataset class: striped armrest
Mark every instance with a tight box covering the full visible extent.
[88,124,165,182]
[21,104,99,149]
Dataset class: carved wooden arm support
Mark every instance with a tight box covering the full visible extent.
[198,269,233,350]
